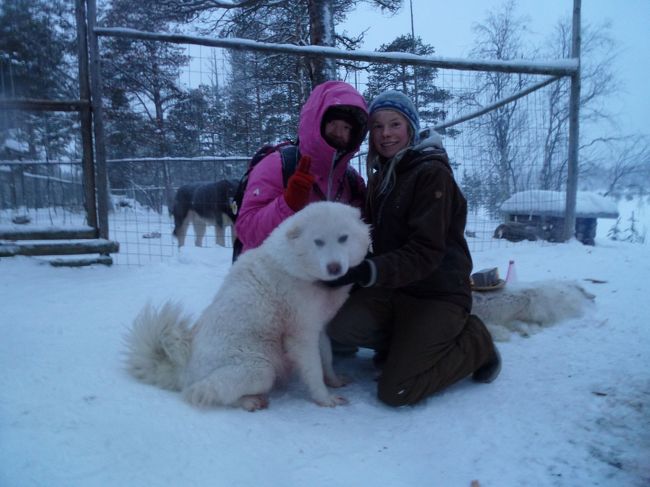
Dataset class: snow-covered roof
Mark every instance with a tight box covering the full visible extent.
[500,190,619,219]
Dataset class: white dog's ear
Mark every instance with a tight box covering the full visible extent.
[285,224,302,241]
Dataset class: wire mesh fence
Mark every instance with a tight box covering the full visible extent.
[1,39,574,265]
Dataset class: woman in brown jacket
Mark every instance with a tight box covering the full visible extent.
[325,90,501,407]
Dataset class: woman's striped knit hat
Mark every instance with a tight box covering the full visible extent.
[368,90,420,144]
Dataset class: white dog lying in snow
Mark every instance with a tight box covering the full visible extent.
[124,201,371,411]
[472,280,595,340]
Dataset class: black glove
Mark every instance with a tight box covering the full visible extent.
[322,260,372,288]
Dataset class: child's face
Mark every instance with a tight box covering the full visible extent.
[370,110,410,159]
[324,119,353,151]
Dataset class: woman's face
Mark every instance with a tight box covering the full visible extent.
[370,109,411,159]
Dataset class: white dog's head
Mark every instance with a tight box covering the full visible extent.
[268,202,371,282]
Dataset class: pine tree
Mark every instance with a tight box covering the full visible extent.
[0,0,76,161]
[365,35,452,128]
[100,0,191,211]
[622,212,645,244]
[461,169,484,214]
[607,217,621,241]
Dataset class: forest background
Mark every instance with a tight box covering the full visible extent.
[1,0,648,227]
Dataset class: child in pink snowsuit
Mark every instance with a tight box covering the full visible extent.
[234,81,368,254]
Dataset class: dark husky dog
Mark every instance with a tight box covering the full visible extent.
[172,179,238,247]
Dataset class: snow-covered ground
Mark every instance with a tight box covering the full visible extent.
[1,198,648,487]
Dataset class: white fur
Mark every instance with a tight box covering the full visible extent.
[124,202,371,411]
[472,279,595,341]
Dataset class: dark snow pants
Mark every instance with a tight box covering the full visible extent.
[327,287,495,407]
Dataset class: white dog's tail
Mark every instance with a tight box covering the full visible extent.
[124,301,194,391]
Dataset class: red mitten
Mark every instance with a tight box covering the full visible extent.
[284,155,315,212]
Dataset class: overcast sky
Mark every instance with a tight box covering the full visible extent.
[342,0,649,137]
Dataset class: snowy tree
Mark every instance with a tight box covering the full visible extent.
[95,0,404,159]
[218,4,312,153]
[364,35,452,128]
[0,0,75,102]
[585,135,650,197]
[539,17,619,191]
[621,212,645,244]
[143,0,402,85]
[0,0,77,160]
[101,1,189,155]
[100,0,191,210]
[167,86,211,157]
[206,0,401,153]
[465,0,532,205]
[607,217,621,241]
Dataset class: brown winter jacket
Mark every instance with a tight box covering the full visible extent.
[365,140,473,312]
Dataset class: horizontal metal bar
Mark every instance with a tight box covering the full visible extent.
[94,27,579,76]
[435,76,562,130]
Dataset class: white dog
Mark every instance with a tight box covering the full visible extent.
[472,280,595,341]
[124,202,371,411]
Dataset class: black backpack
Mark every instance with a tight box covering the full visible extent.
[231,142,362,262]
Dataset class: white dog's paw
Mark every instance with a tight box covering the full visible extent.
[240,394,269,412]
[315,394,349,407]
[183,383,219,409]
[324,373,351,388]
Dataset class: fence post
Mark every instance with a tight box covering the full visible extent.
[564,0,581,241]
[75,0,98,233]
[86,0,110,239]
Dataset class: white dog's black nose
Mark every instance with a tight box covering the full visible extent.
[327,262,342,276]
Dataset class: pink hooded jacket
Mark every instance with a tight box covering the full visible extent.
[234,81,368,253]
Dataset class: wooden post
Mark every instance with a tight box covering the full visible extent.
[0,239,119,257]
[86,0,110,240]
[75,0,98,234]
[564,0,581,241]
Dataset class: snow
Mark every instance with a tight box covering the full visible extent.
[1,205,649,487]
[2,137,29,154]
[500,190,620,218]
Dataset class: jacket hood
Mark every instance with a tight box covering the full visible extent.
[405,128,451,173]
[298,81,368,174]
[368,127,449,197]
[413,128,444,152]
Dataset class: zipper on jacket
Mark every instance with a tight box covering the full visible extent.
[327,150,344,200]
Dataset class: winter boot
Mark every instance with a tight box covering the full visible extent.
[472,346,502,383]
